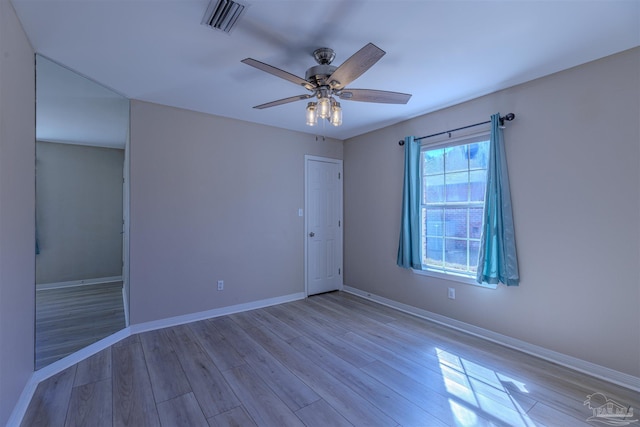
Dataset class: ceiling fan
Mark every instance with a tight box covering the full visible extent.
[241,43,411,126]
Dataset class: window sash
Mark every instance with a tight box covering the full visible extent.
[420,133,489,278]
[421,207,482,274]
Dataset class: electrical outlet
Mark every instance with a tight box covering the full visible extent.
[217,280,224,291]
[448,287,455,300]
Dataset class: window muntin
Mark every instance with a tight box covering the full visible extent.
[421,136,489,277]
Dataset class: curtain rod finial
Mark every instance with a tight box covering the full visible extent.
[499,113,515,127]
[398,140,405,146]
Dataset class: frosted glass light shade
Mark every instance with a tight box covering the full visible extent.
[306,102,317,126]
[330,101,342,126]
[317,97,331,119]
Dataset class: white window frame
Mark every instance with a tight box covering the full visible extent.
[412,131,497,289]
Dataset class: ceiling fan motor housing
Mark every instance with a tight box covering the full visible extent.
[305,47,338,88]
[313,47,336,65]
[305,64,337,88]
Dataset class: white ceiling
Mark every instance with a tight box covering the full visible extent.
[12,0,640,141]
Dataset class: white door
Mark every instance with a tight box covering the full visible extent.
[305,156,343,296]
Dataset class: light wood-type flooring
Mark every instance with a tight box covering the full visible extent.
[35,282,126,370]
[23,291,639,426]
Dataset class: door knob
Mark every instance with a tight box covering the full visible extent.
[309,232,315,237]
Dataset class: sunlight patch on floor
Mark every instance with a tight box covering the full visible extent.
[436,347,537,427]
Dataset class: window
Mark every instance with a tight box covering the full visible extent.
[420,135,489,279]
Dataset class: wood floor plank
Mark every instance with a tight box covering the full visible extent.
[306,297,444,369]
[221,364,305,427]
[164,324,241,418]
[209,316,263,358]
[294,399,354,427]
[527,401,593,426]
[188,318,246,371]
[289,334,448,426]
[112,333,140,348]
[320,291,399,324]
[74,348,111,387]
[435,341,621,422]
[348,331,538,425]
[36,282,126,369]
[139,329,191,403]
[156,392,208,427]
[342,323,444,375]
[222,309,259,330]
[303,296,387,332]
[212,311,322,411]
[243,323,399,427]
[434,361,536,426]
[64,379,112,427]
[358,316,443,356]
[21,365,77,427]
[361,360,497,427]
[209,406,257,427]
[230,308,301,342]
[112,342,160,427]
[264,304,376,367]
[242,347,321,412]
[273,300,350,336]
[338,292,435,324]
[339,330,449,391]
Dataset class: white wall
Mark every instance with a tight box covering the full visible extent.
[36,141,124,284]
[129,101,342,324]
[0,0,35,423]
[344,48,640,378]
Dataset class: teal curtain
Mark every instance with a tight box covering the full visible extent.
[397,136,422,269]
[477,114,519,285]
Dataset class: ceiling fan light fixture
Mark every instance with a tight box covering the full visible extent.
[241,43,410,131]
[306,102,317,126]
[330,101,342,127]
[317,97,331,119]
[202,0,247,34]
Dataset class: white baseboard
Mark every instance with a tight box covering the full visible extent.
[343,286,640,393]
[7,291,306,426]
[6,328,130,427]
[122,286,130,327]
[36,275,123,291]
[5,377,39,427]
[34,329,132,384]
[130,292,306,335]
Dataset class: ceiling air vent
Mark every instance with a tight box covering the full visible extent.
[202,0,247,34]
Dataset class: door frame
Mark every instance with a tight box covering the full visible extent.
[304,155,344,297]
[122,121,131,326]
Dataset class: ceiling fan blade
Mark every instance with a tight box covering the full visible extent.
[326,43,385,90]
[253,94,314,109]
[241,58,315,91]
[339,89,412,104]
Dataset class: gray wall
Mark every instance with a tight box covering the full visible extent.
[129,101,343,324]
[0,0,35,423]
[36,141,124,284]
[343,48,640,377]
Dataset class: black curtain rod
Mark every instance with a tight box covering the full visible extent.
[398,113,515,146]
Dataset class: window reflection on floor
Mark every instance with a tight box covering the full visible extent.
[436,348,537,426]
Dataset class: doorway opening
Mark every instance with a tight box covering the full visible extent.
[35,55,130,369]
